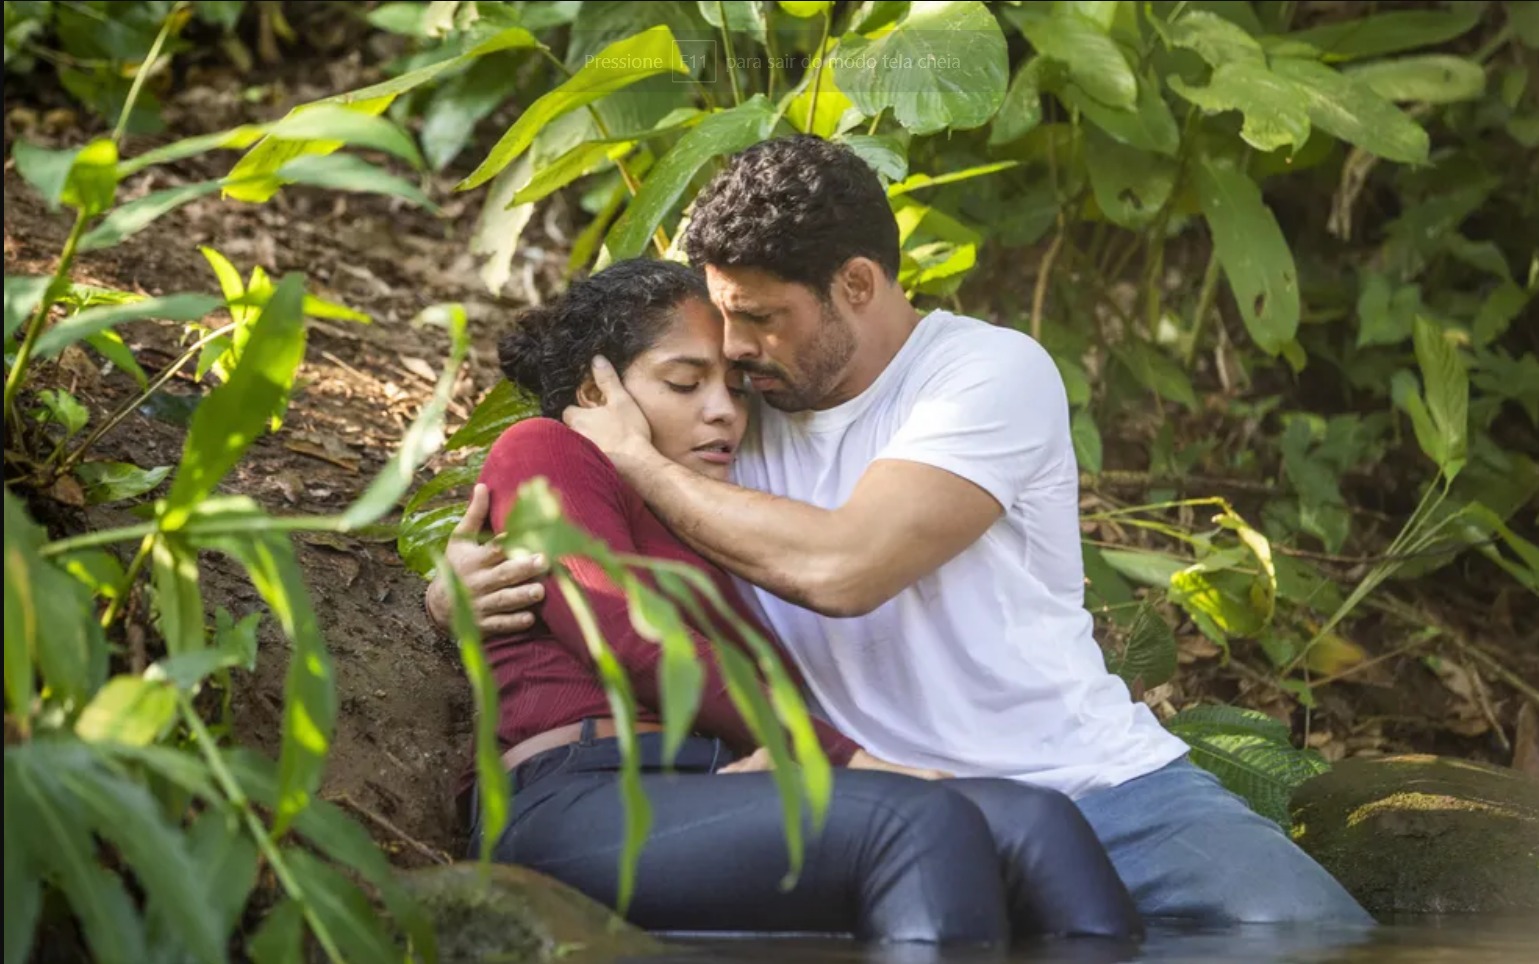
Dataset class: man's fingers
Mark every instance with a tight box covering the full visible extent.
[591,355,624,395]
[478,613,537,637]
[476,584,545,618]
[477,552,549,592]
[452,483,491,538]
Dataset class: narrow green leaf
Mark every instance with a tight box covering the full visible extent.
[1113,340,1198,409]
[79,180,225,251]
[625,578,705,764]
[422,54,526,173]
[835,0,1009,134]
[266,104,424,169]
[83,329,150,388]
[282,849,400,963]
[1277,7,1481,62]
[1413,316,1469,481]
[152,534,205,656]
[32,293,222,361]
[404,453,485,516]
[605,97,777,260]
[274,153,437,209]
[1346,55,1485,104]
[3,772,42,964]
[248,899,305,964]
[458,26,687,191]
[1270,57,1429,165]
[514,139,636,206]
[1070,407,1103,474]
[398,503,465,577]
[341,305,469,529]
[163,275,306,530]
[1008,8,1136,110]
[1192,152,1300,355]
[437,557,509,865]
[184,808,261,942]
[74,676,177,746]
[58,548,127,601]
[886,160,1019,198]
[117,125,267,178]
[75,462,172,505]
[4,276,50,341]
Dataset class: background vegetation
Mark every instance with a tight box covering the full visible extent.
[5,1,1536,960]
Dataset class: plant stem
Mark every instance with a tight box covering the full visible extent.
[717,1,744,106]
[100,535,154,629]
[1185,247,1222,367]
[112,3,185,143]
[178,695,347,964]
[807,8,832,134]
[1031,221,1067,342]
[4,209,89,433]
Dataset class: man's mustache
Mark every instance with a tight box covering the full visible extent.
[731,360,784,379]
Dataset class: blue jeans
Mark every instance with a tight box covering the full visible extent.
[1073,756,1373,925]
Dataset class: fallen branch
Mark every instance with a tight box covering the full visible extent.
[328,792,452,866]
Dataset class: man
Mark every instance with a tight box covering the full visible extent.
[427,135,1370,926]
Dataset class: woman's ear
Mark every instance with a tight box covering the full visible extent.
[575,372,605,408]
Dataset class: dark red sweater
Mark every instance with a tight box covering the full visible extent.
[476,417,860,769]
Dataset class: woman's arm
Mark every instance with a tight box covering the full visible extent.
[482,420,860,764]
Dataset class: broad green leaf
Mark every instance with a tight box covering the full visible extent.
[58,549,127,601]
[900,241,977,296]
[1168,61,1311,154]
[35,388,88,436]
[152,534,205,656]
[1166,704,1328,826]
[422,53,527,172]
[835,0,1010,134]
[1057,72,1180,155]
[366,1,427,33]
[1008,7,1136,109]
[990,58,1045,145]
[59,139,119,217]
[5,749,147,964]
[398,503,464,577]
[4,276,50,341]
[1169,10,1264,67]
[265,104,424,168]
[32,293,222,360]
[837,133,909,181]
[83,330,150,388]
[1355,272,1420,348]
[1277,6,1481,62]
[1279,420,1351,553]
[12,140,81,208]
[1171,566,1264,646]
[1111,595,1177,688]
[1084,127,1175,228]
[786,40,856,138]
[282,850,399,963]
[437,557,510,866]
[1083,544,1134,612]
[5,489,107,708]
[1413,316,1468,482]
[458,26,687,190]
[342,305,469,528]
[74,676,177,746]
[779,0,832,17]
[1070,408,1103,474]
[403,455,486,516]
[162,275,306,530]
[1346,55,1485,105]
[1270,57,1429,165]
[1193,151,1299,356]
[1113,340,1198,409]
[446,379,539,451]
[605,97,777,260]
[75,462,172,505]
[79,180,224,251]
[699,0,767,44]
[1100,547,1183,587]
[228,26,540,201]
[274,153,437,209]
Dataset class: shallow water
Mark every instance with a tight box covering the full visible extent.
[622,915,1539,963]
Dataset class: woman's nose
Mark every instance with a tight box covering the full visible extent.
[701,384,738,424]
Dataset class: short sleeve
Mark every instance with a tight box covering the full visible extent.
[875,331,1071,509]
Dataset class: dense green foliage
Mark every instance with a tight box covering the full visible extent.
[5,1,1537,960]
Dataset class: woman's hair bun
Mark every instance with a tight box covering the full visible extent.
[497,305,555,398]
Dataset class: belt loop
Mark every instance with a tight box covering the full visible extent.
[579,717,597,745]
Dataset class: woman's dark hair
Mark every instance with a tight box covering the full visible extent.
[683,134,900,295]
[498,259,711,418]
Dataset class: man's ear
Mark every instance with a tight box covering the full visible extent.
[835,258,880,309]
[575,372,605,408]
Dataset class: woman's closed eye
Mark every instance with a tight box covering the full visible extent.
[665,381,700,394]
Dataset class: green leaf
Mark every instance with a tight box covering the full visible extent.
[605,97,777,260]
[1166,704,1329,827]
[4,770,42,964]
[1346,55,1485,105]
[83,329,150,388]
[366,1,428,34]
[162,275,306,531]
[836,0,1010,134]
[1008,7,1136,110]
[1391,370,1444,475]
[838,133,909,181]
[1192,151,1299,356]
[12,140,81,208]
[79,180,225,251]
[625,579,705,764]
[341,305,469,528]
[446,380,539,451]
[1279,420,1351,553]
[779,0,831,16]
[1168,61,1311,154]
[1513,0,1539,48]
[1083,544,1135,612]
[437,557,509,865]
[1111,595,1177,688]
[1169,10,1264,67]
[75,462,172,505]
[1269,57,1429,165]
[150,611,260,691]
[458,25,687,191]
[471,155,538,294]
[274,153,437,209]
[36,388,89,437]
[58,548,127,602]
[1277,6,1481,62]
[886,160,1018,198]
[513,139,637,206]
[266,104,424,169]
[1070,408,1103,474]
[1084,127,1175,228]
[1354,272,1419,348]
[398,503,464,577]
[74,676,177,746]
[5,489,107,709]
[990,58,1045,145]
[1113,339,1198,409]
[699,0,767,44]
[282,849,400,963]
[404,455,485,517]
[59,139,119,217]
[1100,547,1183,587]
[786,39,856,138]
[249,900,305,964]
[1413,316,1469,482]
[152,534,205,656]
[4,276,50,341]
[1057,69,1179,155]
[422,54,531,173]
[184,808,260,943]
[32,293,222,361]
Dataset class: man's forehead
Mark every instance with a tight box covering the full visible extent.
[705,267,790,309]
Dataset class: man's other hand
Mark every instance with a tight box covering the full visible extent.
[423,483,549,637]
[562,355,653,470]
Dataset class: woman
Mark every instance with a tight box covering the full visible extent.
[463,259,1139,944]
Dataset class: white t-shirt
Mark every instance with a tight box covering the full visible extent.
[732,309,1189,798]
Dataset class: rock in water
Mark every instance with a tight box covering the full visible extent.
[1290,754,1539,915]
[398,863,663,963]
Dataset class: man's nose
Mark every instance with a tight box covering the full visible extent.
[723,319,757,361]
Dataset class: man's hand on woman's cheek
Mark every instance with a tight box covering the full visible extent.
[562,355,654,470]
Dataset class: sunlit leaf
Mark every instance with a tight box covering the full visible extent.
[32,293,222,361]
[74,676,177,746]
[266,104,424,168]
[75,462,172,505]
[1169,61,1311,154]
[1007,7,1136,110]
[886,160,1018,198]
[274,153,437,209]
[1193,151,1299,356]
[35,388,89,437]
[786,38,855,138]
[79,180,224,251]
[1270,57,1429,165]
[1413,316,1469,482]
[60,139,119,217]
[779,0,831,16]
[1169,10,1264,67]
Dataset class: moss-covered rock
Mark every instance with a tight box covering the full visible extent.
[398,863,664,963]
[1289,754,1539,915]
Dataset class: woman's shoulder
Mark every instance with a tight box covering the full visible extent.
[484,417,621,487]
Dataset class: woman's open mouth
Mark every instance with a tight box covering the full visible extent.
[692,440,735,465]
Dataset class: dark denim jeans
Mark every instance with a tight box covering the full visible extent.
[470,721,1141,944]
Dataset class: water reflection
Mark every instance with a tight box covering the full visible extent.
[623,915,1539,963]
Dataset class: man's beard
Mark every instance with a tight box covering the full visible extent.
[737,302,857,412]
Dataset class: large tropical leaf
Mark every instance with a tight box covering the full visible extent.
[1270,57,1429,165]
[1166,704,1330,827]
[1168,61,1311,155]
[1006,6,1136,110]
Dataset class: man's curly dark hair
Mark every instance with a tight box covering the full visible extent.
[683,135,900,295]
[498,259,710,419]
